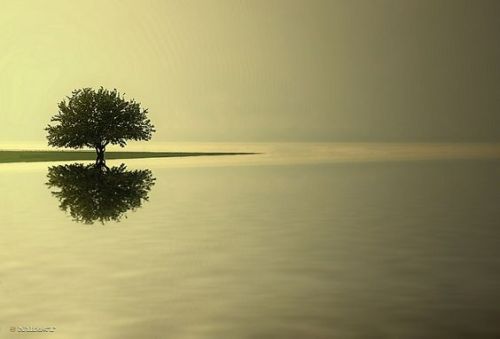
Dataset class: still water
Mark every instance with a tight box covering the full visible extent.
[1,143,500,338]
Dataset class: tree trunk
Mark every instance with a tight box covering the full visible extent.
[95,145,107,168]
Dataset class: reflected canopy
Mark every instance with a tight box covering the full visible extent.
[46,163,155,224]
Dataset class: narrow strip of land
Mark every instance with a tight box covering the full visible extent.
[0,151,256,163]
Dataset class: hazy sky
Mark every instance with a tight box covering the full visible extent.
[0,0,499,144]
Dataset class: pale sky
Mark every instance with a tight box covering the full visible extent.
[0,0,499,145]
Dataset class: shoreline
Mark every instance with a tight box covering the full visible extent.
[0,150,257,164]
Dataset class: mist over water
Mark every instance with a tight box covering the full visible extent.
[1,143,500,338]
[2,141,500,164]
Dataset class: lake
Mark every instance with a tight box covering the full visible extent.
[1,143,500,338]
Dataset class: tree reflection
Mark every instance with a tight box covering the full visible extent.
[46,163,155,224]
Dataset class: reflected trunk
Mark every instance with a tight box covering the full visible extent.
[95,145,108,169]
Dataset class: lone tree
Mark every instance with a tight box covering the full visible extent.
[46,87,155,166]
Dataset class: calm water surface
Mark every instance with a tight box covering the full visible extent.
[1,144,500,338]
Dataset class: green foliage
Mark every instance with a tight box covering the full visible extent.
[46,87,155,150]
[46,163,156,224]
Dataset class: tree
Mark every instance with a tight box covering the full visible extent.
[47,163,156,224]
[46,87,155,166]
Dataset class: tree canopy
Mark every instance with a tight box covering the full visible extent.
[46,87,155,161]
